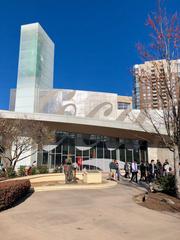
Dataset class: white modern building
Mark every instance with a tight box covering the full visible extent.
[0,23,173,171]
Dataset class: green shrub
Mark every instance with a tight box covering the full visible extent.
[0,170,6,178]
[53,167,58,173]
[18,166,26,177]
[25,166,48,175]
[158,175,176,196]
[37,165,48,174]
[53,166,63,173]
[31,166,37,175]
[0,179,31,211]
[6,167,16,178]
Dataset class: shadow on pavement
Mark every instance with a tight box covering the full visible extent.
[10,189,34,210]
[118,177,149,192]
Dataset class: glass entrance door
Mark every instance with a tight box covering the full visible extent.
[126,149,134,162]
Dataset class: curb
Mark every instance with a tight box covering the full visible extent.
[33,180,117,192]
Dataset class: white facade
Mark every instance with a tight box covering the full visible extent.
[38,89,118,120]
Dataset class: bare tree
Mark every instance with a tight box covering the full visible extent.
[0,118,53,170]
[134,0,180,197]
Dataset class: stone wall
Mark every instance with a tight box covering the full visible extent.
[148,147,174,167]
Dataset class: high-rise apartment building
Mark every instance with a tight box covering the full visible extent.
[15,23,54,113]
[133,60,180,109]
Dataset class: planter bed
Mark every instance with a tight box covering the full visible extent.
[0,179,31,211]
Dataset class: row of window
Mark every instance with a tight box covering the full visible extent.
[117,102,131,110]
[41,148,147,169]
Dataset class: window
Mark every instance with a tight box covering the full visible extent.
[104,148,110,159]
[97,142,103,158]
[117,102,130,109]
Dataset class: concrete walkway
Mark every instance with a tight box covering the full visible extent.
[0,181,180,240]
[33,180,117,192]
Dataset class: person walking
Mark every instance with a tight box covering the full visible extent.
[140,161,146,181]
[124,162,130,178]
[130,160,138,183]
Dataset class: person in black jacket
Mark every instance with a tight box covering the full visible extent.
[156,159,163,179]
[140,161,146,181]
[148,159,157,182]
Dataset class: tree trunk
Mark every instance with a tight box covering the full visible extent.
[12,160,17,170]
[174,145,180,198]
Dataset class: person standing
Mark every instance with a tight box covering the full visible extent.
[115,160,120,181]
[109,160,117,181]
[156,159,163,178]
[77,156,83,171]
[72,160,78,179]
[163,159,170,176]
[64,155,73,183]
[148,159,157,182]
[168,167,173,175]
[130,160,138,183]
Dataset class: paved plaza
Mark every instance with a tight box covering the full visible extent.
[0,181,180,240]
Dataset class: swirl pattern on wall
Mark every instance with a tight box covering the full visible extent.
[37,89,117,120]
[86,102,113,118]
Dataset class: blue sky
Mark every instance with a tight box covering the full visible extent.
[0,0,179,109]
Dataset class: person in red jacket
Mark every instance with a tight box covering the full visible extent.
[77,156,83,171]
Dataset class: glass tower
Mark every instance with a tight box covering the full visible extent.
[15,23,54,113]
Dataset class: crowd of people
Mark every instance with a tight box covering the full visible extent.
[109,159,172,183]
[0,156,173,184]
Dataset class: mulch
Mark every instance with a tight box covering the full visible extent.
[135,192,180,213]
[0,177,7,182]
